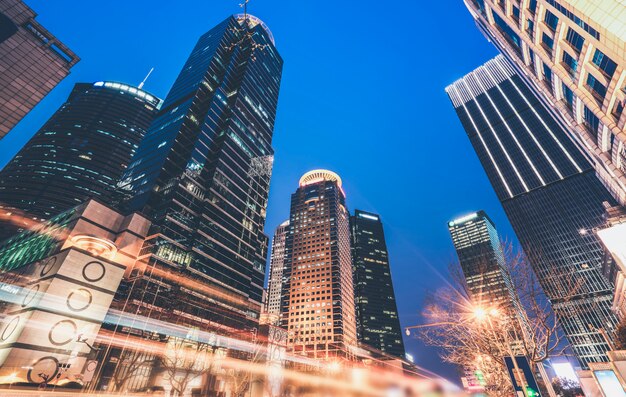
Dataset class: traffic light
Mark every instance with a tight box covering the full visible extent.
[526,386,539,397]
[474,370,486,386]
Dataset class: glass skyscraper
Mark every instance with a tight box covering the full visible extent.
[446,56,618,367]
[116,14,283,332]
[281,170,357,358]
[0,81,160,240]
[350,210,404,358]
[462,0,626,204]
[448,211,517,311]
[0,0,79,139]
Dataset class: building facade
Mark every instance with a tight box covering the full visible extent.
[0,81,160,240]
[115,14,283,334]
[0,0,79,139]
[281,170,357,358]
[462,0,626,204]
[448,211,517,310]
[350,210,404,358]
[0,199,151,387]
[264,220,289,325]
[446,56,618,367]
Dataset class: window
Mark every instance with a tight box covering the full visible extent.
[586,74,607,101]
[544,0,600,40]
[543,64,553,83]
[526,19,535,37]
[541,33,554,55]
[562,51,578,76]
[512,6,520,22]
[611,100,624,120]
[544,10,559,31]
[592,49,617,77]
[528,0,537,14]
[583,106,600,134]
[492,12,523,56]
[0,12,17,43]
[565,28,584,53]
[562,83,575,110]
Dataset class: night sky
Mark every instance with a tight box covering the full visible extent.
[0,0,517,382]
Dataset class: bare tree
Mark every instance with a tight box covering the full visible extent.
[225,336,265,397]
[110,349,155,392]
[417,243,581,396]
[160,331,220,397]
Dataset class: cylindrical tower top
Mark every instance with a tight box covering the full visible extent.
[235,14,275,45]
[299,169,342,188]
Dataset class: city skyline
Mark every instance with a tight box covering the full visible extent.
[0,0,536,381]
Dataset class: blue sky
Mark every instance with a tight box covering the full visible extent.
[0,0,515,381]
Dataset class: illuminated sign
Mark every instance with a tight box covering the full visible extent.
[449,212,478,227]
[358,213,379,221]
[598,223,626,269]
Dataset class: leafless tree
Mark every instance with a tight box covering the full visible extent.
[109,349,155,392]
[160,332,220,397]
[225,337,265,397]
[418,243,581,396]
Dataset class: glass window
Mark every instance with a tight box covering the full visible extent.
[592,49,617,77]
[565,28,584,53]
[544,10,559,31]
[542,33,554,54]
[583,106,600,133]
[586,74,607,100]
[0,12,18,43]
[562,51,578,75]
[562,83,575,110]
[543,64,553,83]
[492,12,522,54]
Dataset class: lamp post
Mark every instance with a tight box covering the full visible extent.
[474,305,538,397]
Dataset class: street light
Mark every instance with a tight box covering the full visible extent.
[404,320,467,336]
[471,304,531,395]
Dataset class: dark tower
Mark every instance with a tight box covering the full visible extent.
[0,81,160,240]
[448,211,516,310]
[446,56,618,367]
[350,209,405,358]
[115,14,283,332]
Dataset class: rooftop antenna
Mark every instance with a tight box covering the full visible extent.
[239,0,249,21]
[138,67,154,90]
[231,0,268,61]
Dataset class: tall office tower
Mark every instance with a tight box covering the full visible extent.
[264,220,289,325]
[350,210,405,358]
[448,211,516,309]
[462,0,626,204]
[116,14,282,333]
[446,56,618,367]
[281,170,357,358]
[0,0,79,139]
[0,81,160,240]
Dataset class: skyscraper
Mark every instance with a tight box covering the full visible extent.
[281,170,357,358]
[446,56,618,367]
[350,210,404,358]
[116,14,283,332]
[0,81,160,240]
[0,0,79,139]
[448,211,516,311]
[264,220,289,325]
[462,0,626,204]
